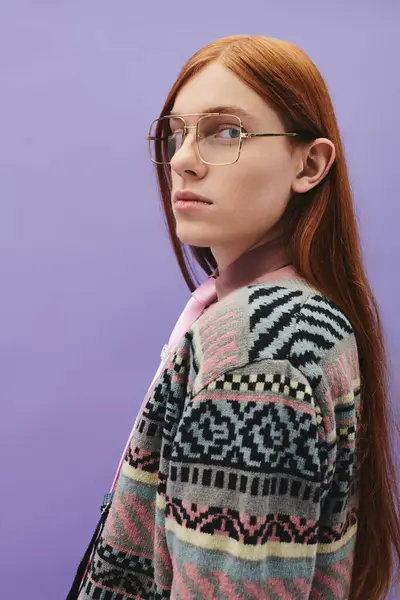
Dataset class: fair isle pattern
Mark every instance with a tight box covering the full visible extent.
[79,281,360,600]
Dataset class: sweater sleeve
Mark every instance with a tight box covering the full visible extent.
[166,354,359,600]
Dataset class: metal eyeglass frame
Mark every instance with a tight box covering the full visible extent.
[147,112,299,166]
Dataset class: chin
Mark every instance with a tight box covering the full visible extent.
[175,223,217,248]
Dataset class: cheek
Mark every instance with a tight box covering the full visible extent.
[224,153,293,212]
[170,171,179,194]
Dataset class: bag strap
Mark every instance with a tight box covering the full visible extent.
[66,493,113,599]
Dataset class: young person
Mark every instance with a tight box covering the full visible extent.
[71,35,400,600]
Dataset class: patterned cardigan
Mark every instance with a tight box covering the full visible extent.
[79,279,360,599]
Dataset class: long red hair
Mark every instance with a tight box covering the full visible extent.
[153,35,400,599]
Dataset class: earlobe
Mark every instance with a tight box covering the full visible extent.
[292,138,336,194]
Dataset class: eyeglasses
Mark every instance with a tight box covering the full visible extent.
[147,113,299,166]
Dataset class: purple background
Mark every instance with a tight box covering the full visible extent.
[1,2,399,599]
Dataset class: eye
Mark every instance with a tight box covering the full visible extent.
[216,125,241,140]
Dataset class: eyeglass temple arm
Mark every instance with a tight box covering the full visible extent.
[242,132,298,138]
[147,132,298,140]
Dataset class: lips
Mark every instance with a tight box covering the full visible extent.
[173,191,213,205]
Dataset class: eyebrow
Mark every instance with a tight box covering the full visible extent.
[168,104,253,122]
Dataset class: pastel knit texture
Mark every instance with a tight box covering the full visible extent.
[79,280,360,600]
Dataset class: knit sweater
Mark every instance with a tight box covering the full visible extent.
[79,278,360,599]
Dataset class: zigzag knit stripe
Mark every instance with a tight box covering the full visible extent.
[248,286,305,362]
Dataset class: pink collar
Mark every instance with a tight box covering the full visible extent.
[213,240,301,301]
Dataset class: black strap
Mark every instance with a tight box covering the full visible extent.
[66,494,113,600]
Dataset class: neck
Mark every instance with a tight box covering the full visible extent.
[212,236,291,278]
[211,236,298,301]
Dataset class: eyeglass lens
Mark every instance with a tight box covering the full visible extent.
[149,114,242,165]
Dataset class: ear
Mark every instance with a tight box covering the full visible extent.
[291,138,336,194]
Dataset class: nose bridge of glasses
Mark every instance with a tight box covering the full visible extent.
[182,124,197,140]
[177,123,198,151]
[171,122,200,164]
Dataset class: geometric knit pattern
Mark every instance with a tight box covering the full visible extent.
[78,280,360,599]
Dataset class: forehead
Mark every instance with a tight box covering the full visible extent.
[171,62,279,126]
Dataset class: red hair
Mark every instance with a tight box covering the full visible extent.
[153,35,400,599]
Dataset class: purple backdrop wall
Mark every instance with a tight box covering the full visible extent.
[1,2,399,598]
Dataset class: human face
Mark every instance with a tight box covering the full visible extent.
[169,62,300,269]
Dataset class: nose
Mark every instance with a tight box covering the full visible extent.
[170,125,206,177]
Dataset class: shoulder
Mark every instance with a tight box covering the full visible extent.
[189,279,358,394]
